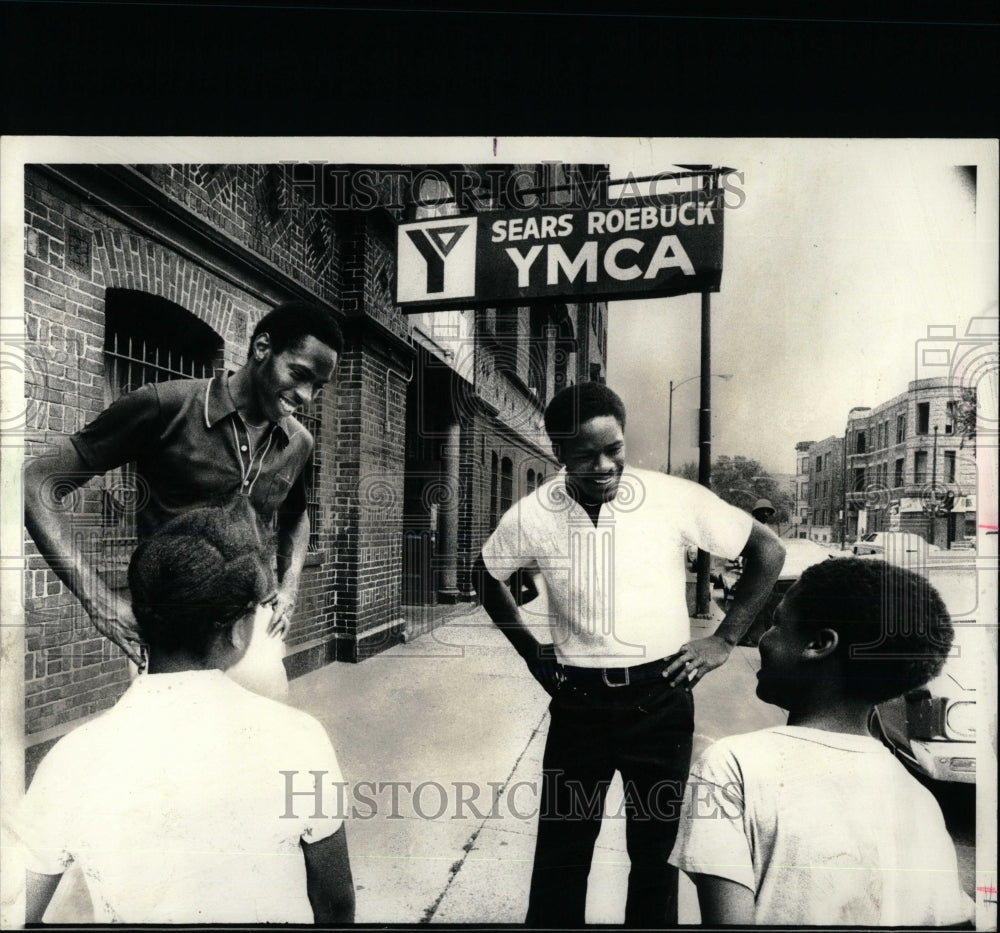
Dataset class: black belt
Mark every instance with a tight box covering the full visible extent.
[558,653,683,690]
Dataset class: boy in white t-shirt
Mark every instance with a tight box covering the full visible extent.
[669,557,974,927]
[12,506,355,925]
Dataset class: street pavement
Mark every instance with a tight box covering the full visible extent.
[36,596,781,925]
[37,590,975,924]
[285,596,781,925]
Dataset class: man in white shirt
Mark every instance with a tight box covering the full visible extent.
[474,382,785,927]
[13,506,354,924]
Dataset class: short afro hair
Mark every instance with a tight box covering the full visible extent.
[789,557,953,704]
[544,382,626,442]
[128,504,276,660]
[249,300,344,358]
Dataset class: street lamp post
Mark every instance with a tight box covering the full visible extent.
[928,424,939,545]
[666,373,732,475]
[841,433,848,550]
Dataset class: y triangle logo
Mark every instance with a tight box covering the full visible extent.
[405,224,471,294]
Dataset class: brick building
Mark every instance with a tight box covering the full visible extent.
[805,434,846,544]
[21,162,608,769]
[843,377,977,545]
[795,377,978,547]
[792,440,814,538]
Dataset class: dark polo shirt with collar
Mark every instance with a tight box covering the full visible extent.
[70,373,313,540]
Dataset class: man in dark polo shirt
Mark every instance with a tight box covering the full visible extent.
[24,301,342,669]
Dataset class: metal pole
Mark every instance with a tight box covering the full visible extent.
[840,434,847,550]
[929,425,939,545]
[695,291,713,618]
[667,380,674,474]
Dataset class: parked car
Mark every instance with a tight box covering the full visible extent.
[868,555,982,784]
[725,543,982,785]
[853,531,940,558]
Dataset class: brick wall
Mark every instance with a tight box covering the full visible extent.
[22,165,349,743]
[20,160,611,758]
[132,164,342,307]
[327,214,414,660]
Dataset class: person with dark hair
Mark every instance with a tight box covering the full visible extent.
[23,300,342,681]
[249,300,345,360]
[13,507,355,924]
[670,558,973,926]
[474,381,785,927]
[542,379,627,439]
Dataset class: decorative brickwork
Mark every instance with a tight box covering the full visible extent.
[22,166,335,741]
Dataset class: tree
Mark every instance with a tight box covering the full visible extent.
[663,455,794,527]
[954,386,977,449]
[661,460,699,482]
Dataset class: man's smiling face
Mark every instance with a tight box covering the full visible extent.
[558,414,626,505]
[253,334,337,422]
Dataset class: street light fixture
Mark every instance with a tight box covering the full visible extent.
[666,373,732,474]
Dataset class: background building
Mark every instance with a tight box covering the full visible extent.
[843,377,977,545]
[22,161,608,771]
[805,435,846,544]
[792,440,814,538]
[795,377,978,547]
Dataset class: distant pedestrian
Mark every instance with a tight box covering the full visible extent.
[474,382,785,927]
[670,557,973,926]
[13,506,355,924]
[751,498,775,524]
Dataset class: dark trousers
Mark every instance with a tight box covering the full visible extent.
[525,678,694,928]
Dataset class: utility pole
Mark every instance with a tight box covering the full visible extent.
[840,433,848,549]
[695,291,713,618]
[667,380,674,474]
[928,424,939,545]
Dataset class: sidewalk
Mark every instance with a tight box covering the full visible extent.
[39,597,770,924]
[289,597,770,924]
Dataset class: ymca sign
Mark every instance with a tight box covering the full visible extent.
[396,190,724,310]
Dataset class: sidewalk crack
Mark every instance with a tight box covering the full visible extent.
[419,708,548,923]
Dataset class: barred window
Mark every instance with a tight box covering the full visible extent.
[296,400,323,551]
[102,290,224,544]
[500,457,513,511]
[489,452,499,529]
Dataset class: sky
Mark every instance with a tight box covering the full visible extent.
[2,136,995,484]
[605,139,998,476]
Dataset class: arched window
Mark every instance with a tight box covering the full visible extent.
[500,457,513,512]
[527,468,536,494]
[490,452,500,529]
[102,290,223,542]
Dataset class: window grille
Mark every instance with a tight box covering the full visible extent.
[295,400,323,551]
[102,291,223,547]
[500,457,513,512]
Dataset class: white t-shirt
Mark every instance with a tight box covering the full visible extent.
[12,670,345,924]
[481,466,752,666]
[669,725,974,926]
